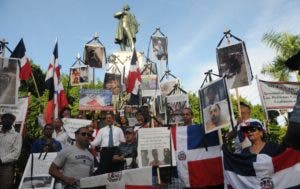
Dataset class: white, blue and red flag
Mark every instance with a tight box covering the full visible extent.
[80,167,152,189]
[171,125,223,188]
[223,145,300,189]
[44,41,68,124]
[126,49,141,95]
[10,38,32,80]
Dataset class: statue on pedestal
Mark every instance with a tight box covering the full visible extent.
[114,4,139,51]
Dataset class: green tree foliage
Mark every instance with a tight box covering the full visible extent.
[261,31,300,81]
[188,92,201,124]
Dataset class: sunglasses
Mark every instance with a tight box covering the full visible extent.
[78,132,92,137]
[242,127,259,133]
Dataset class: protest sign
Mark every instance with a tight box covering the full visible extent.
[83,43,106,68]
[166,94,189,126]
[79,89,114,111]
[0,57,19,106]
[199,78,232,133]
[141,74,160,97]
[152,36,168,61]
[18,153,56,189]
[104,73,122,95]
[217,42,253,89]
[257,79,300,110]
[137,127,175,168]
[62,118,92,139]
[160,79,180,96]
[70,65,89,86]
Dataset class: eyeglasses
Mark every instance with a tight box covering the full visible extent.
[78,132,92,137]
[242,127,259,133]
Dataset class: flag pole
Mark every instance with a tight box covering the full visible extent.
[30,70,41,98]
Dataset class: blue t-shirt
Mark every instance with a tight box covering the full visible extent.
[31,138,62,153]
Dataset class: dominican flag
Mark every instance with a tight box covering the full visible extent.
[126,49,141,95]
[223,145,300,189]
[10,38,32,80]
[44,42,68,124]
[171,125,223,188]
[80,167,152,189]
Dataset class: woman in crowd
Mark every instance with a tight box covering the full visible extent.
[241,119,280,157]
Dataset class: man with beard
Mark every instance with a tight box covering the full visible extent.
[0,113,22,189]
[205,104,226,132]
[49,126,94,189]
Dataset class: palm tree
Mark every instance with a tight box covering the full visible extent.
[261,31,300,81]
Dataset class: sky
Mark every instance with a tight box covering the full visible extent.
[1,0,300,105]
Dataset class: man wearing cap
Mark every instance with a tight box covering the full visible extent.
[91,112,125,174]
[113,127,137,169]
[49,126,94,188]
[0,113,22,189]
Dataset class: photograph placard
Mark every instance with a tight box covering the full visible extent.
[84,44,106,68]
[104,73,122,95]
[160,79,180,96]
[18,153,57,189]
[216,42,253,89]
[137,127,175,168]
[141,75,160,97]
[152,36,168,61]
[70,65,89,86]
[79,89,114,111]
[199,78,232,133]
[166,94,189,126]
[0,57,19,106]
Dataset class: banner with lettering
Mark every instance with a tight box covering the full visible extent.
[257,79,300,110]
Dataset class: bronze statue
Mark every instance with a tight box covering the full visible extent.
[114,4,139,51]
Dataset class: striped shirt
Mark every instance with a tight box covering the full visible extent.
[0,128,22,163]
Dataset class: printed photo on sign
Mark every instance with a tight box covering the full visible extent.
[216,42,252,89]
[160,79,180,96]
[104,73,122,95]
[202,101,231,133]
[199,78,227,108]
[152,36,167,61]
[70,65,89,86]
[141,62,157,75]
[84,44,106,68]
[79,89,113,111]
[123,105,138,126]
[137,127,175,168]
[166,94,189,126]
[0,58,19,106]
[141,75,159,97]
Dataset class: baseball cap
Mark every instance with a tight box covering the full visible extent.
[241,119,266,132]
[125,127,134,133]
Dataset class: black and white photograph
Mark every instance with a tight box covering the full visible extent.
[152,36,168,61]
[84,44,106,68]
[70,65,89,86]
[199,78,232,133]
[21,176,52,189]
[216,42,253,89]
[166,94,189,125]
[199,78,227,108]
[104,73,122,95]
[0,58,19,105]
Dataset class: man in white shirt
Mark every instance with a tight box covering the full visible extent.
[91,112,125,174]
[52,118,68,148]
[0,113,22,189]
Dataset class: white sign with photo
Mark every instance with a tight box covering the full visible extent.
[152,36,168,61]
[62,118,92,139]
[166,94,189,126]
[137,127,175,168]
[257,79,300,110]
[0,57,19,106]
[217,42,253,89]
[141,75,160,97]
[18,153,57,189]
[199,78,232,133]
[160,79,180,96]
[70,65,89,86]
